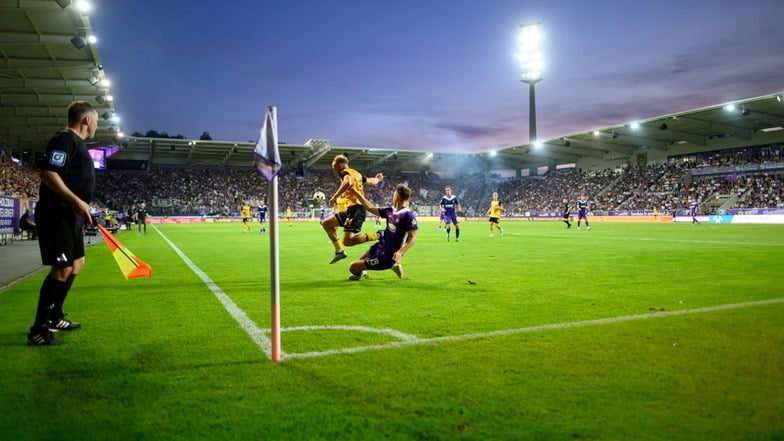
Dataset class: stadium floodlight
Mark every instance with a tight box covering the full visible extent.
[87,35,97,44]
[517,22,543,143]
[87,73,99,85]
[56,0,72,9]
[71,36,86,49]
[95,94,113,104]
[74,0,91,14]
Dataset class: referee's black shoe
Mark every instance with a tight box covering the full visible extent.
[27,327,62,346]
[48,317,81,332]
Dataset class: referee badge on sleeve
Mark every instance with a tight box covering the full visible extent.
[50,150,67,167]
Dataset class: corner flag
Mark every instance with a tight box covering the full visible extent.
[253,107,282,181]
[253,106,282,362]
[98,225,152,279]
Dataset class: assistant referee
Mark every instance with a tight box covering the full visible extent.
[28,101,98,346]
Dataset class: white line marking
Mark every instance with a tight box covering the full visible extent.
[154,225,276,359]
[282,298,784,360]
[278,325,418,341]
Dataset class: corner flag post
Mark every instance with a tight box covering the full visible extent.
[253,105,282,362]
[269,162,281,362]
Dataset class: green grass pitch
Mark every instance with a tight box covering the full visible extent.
[1,219,782,440]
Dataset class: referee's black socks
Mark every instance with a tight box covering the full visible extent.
[32,276,66,329]
[53,274,76,320]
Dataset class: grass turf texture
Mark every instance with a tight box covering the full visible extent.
[1,220,782,440]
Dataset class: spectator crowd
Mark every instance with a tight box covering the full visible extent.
[3,145,782,217]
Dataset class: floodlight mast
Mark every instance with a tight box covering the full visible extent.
[517,22,543,143]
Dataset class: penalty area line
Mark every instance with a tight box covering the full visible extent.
[284,297,784,360]
[154,225,275,360]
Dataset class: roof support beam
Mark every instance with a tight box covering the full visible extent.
[677,116,753,141]
[562,137,636,155]
[542,142,604,159]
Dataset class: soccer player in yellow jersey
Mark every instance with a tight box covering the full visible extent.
[286,206,293,226]
[487,192,504,237]
[336,195,348,213]
[322,154,384,264]
[241,201,252,233]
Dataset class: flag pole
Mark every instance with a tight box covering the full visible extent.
[267,106,281,362]
[253,105,283,362]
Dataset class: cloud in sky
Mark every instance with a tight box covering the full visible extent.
[93,0,784,153]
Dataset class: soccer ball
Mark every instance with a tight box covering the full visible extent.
[313,191,326,204]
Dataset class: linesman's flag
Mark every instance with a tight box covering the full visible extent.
[98,225,152,279]
[253,106,282,181]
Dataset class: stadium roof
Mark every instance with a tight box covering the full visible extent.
[0,0,119,153]
[2,2,783,173]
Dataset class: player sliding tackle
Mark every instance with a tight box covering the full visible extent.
[344,183,418,281]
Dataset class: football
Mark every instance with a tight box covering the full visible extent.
[313,191,326,204]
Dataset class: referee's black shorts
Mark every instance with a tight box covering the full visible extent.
[35,202,85,267]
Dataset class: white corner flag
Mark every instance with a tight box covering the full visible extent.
[254,106,282,362]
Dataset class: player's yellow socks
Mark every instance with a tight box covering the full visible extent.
[366,232,378,241]
[332,239,342,251]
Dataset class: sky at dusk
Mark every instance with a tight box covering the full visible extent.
[90,0,784,153]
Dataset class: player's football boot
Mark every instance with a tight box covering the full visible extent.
[391,264,404,279]
[348,271,368,281]
[329,249,347,264]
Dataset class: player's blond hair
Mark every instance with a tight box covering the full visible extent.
[332,154,349,166]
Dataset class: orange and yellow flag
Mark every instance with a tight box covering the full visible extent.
[98,225,152,279]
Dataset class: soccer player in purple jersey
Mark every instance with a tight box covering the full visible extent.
[576,196,590,230]
[344,183,418,280]
[440,186,462,242]
[690,200,699,224]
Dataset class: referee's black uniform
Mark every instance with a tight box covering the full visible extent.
[36,129,95,265]
[28,104,97,345]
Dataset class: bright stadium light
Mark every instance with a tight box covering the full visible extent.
[517,22,543,143]
[75,0,91,14]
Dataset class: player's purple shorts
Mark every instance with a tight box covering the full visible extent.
[363,243,395,271]
[444,213,459,225]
